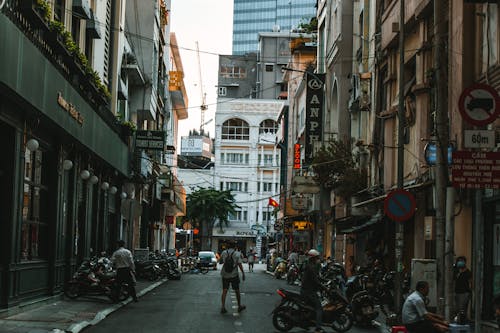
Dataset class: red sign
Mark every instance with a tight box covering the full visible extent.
[452,151,500,189]
[384,189,416,222]
[293,144,301,169]
[458,83,500,127]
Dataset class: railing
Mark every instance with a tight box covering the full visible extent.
[3,0,121,136]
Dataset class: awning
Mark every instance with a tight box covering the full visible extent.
[351,181,433,208]
[337,211,384,234]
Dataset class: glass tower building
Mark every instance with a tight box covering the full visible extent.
[232,0,316,55]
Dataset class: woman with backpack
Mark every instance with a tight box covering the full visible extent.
[220,240,246,314]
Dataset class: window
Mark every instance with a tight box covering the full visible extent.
[228,210,248,222]
[265,64,274,72]
[21,148,49,260]
[259,119,278,134]
[222,118,250,140]
[260,182,274,192]
[258,154,275,166]
[218,87,227,96]
[256,210,273,222]
[220,65,247,79]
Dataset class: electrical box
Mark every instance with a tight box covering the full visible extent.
[411,259,438,308]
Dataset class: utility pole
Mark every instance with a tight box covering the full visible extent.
[433,0,450,316]
[395,0,405,311]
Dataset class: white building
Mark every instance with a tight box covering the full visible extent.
[213,98,285,257]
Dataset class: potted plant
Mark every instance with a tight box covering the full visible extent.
[19,0,51,27]
[120,121,137,136]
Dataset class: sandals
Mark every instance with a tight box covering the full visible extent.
[238,305,246,312]
[220,308,227,314]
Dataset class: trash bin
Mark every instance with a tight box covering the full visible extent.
[448,323,471,333]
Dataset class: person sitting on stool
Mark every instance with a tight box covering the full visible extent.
[402,280,449,333]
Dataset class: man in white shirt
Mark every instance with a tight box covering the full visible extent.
[111,240,138,302]
[220,241,245,314]
[402,281,448,332]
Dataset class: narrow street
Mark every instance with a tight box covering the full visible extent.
[83,264,382,333]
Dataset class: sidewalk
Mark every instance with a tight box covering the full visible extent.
[0,278,167,333]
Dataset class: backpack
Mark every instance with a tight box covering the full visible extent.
[223,250,235,273]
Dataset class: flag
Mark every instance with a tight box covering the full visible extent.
[268,197,279,208]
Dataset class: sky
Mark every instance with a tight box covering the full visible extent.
[170,0,234,141]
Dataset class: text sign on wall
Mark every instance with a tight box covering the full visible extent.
[452,151,500,189]
[135,130,165,150]
[293,144,301,169]
[463,130,496,149]
[305,73,325,164]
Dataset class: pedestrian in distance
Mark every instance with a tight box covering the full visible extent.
[402,280,449,333]
[300,249,325,333]
[247,247,256,272]
[453,256,472,321]
[220,240,246,314]
[111,240,138,302]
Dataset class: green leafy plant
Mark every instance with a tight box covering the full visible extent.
[311,140,367,199]
[120,121,137,131]
[36,0,51,22]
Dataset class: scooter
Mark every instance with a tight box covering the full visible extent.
[274,258,287,279]
[272,282,353,333]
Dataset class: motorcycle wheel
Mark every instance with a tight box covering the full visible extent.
[181,266,190,273]
[64,282,80,299]
[286,273,295,285]
[330,312,354,332]
[272,308,294,332]
[200,266,209,274]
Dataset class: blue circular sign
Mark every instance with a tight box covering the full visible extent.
[384,189,416,222]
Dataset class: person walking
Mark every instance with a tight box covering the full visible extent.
[402,281,449,333]
[220,241,246,314]
[111,240,138,302]
[247,247,256,272]
[453,256,472,320]
[300,249,324,333]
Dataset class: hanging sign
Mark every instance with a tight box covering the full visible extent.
[458,83,500,127]
[304,73,325,164]
[293,144,301,169]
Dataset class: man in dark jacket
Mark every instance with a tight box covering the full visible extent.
[300,249,324,333]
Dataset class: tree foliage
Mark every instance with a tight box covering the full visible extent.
[186,187,238,249]
[311,140,367,199]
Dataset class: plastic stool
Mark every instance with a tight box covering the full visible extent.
[449,324,471,333]
[391,326,408,333]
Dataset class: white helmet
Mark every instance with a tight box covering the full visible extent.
[308,249,320,257]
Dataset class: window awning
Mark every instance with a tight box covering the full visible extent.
[337,211,384,234]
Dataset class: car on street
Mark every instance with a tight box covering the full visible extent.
[198,251,218,270]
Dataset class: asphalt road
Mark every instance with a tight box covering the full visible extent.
[83,263,382,333]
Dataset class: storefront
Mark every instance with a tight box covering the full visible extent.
[0,13,129,308]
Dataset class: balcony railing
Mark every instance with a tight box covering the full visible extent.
[4,0,116,128]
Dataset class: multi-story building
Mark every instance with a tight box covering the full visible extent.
[0,0,186,309]
[0,0,129,307]
[232,0,316,55]
[213,98,284,257]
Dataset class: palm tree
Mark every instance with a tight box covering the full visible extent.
[186,187,238,250]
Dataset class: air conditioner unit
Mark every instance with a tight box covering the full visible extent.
[359,76,371,110]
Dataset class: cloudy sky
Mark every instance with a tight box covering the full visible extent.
[170,0,234,142]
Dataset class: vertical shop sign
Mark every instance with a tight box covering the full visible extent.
[305,73,325,164]
[293,144,301,169]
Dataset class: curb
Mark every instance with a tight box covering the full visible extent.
[65,278,168,333]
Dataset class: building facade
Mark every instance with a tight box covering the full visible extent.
[213,98,284,257]
[232,0,316,55]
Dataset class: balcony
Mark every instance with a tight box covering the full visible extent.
[86,8,101,39]
[72,0,91,20]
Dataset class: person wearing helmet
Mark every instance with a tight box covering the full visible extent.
[300,249,324,333]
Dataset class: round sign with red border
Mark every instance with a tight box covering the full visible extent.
[458,83,500,127]
[384,189,416,222]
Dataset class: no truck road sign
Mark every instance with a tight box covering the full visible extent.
[458,83,500,127]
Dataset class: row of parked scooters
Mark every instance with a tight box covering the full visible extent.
[64,251,182,303]
[271,259,411,331]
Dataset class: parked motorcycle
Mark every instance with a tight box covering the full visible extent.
[135,258,161,281]
[286,263,300,285]
[272,282,353,332]
[274,258,287,279]
[345,268,379,326]
[64,258,128,303]
[166,257,181,280]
